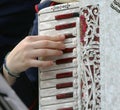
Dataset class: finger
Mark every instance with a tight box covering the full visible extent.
[30,49,63,58]
[26,34,65,42]
[29,60,54,68]
[31,40,65,50]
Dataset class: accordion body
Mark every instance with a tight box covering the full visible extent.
[38,0,120,110]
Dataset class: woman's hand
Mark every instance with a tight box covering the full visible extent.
[5,35,65,75]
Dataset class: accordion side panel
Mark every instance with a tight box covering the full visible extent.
[79,0,120,109]
[80,5,100,110]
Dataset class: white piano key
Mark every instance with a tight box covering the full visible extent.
[42,52,76,61]
[41,50,77,63]
[40,77,73,89]
[40,58,77,72]
[40,97,74,106]
[38,27,77,36]
[64,38,76,43]
[40,91,78,106]
[41,102,77,110]
[40,87,74,97]
[39,9,79,22]
[39,18,78,31]
[40,81,79,97]
[39,68,76,80]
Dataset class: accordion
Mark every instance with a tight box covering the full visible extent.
[38,0,120,110]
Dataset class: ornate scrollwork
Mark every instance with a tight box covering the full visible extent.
[80,5,101,110]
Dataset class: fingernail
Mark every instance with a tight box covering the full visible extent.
[58,51,63,56]
[63,45,66,49]
[60,35,65,39]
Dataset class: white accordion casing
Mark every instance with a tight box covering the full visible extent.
[38,0,120,110]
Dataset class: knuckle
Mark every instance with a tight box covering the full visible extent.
[25,36,30,41]
[25,60,32,67]
[22,42,29,50]
[25,36,34,41]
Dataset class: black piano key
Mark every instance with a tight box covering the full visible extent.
[56,72,73,79]
[55,12,79,20]
[56,92,73,99]
[57,107,73,110]
[56,57,75,65]
[56,82,73,89]
[55,22,76,30]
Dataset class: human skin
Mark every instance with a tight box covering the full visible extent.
[3,35,65,85]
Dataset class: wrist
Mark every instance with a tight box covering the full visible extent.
[3,53,20,78]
